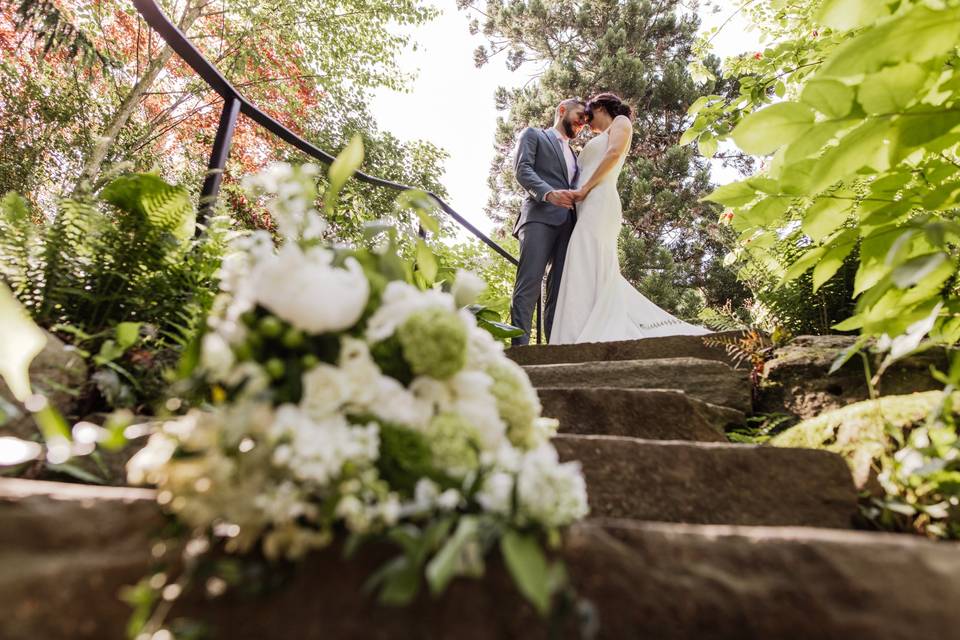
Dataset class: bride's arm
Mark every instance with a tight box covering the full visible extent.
[574,116,632,198]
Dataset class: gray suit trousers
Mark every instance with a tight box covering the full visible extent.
[510,216,575,345]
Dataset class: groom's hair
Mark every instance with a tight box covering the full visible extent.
[586,93,634,120]
[556,98,586,117]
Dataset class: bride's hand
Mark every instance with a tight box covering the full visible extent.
[572,188,589,202]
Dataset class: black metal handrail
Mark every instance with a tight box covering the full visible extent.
[131,0,542,344]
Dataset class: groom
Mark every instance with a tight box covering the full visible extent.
[510,98,587,345]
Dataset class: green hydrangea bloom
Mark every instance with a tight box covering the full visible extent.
[487,360,542,450]
[396,307,467,380]
[427,412,480,476]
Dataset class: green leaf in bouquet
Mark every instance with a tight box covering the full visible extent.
[396,190,441,235]
[47,462,106,484]
[415,238,439,286]
[0,282,46,401]
[425,515,484,596]
[500,530,563,617]
[326,135,365,212]
[731,102,815,155]
[477,317,525,340]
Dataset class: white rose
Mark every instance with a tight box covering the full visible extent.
[252,244,368,334]
[452,269,486,307]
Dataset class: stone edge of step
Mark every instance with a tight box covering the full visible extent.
[535,386,746,426]
[1,479,947,554]
[507,331,747,367]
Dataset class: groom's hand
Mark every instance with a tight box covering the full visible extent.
[546,190,576,208]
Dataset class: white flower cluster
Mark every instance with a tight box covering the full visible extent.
[128,162,588,561]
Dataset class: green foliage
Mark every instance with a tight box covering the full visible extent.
[692,0,960,363]
[0,174,226,343]
[772,390,960,539]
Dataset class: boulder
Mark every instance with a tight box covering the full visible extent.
[757,335,945,421]
[524,357,752,413]
[553,435,858,527]
[0,330,86,440]
[539,387,736,442]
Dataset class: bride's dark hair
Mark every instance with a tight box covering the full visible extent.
[586,93,633,121]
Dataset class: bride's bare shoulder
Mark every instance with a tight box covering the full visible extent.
[612,115,632,129]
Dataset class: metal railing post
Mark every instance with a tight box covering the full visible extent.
[198,96,241,222]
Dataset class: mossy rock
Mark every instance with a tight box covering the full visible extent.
[770,391,955,488]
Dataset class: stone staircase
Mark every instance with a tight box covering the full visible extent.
[2,334,959,639]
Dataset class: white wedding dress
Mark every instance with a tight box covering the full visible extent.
[550,125,710,344]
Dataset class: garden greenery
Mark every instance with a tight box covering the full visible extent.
[686,0,960,538]
[689,0,960,362]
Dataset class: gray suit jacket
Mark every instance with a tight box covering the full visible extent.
[512,127,578,237]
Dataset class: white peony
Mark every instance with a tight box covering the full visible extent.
[251,244,368,334]
[516,445,589,528]
[365,280,454,343]
[452,269,486,307]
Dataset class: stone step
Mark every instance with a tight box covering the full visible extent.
[524,357,752,413]
[508,331,744,367]
[539,387,739,441]
[553,434,857,528]
[2,479,957,639]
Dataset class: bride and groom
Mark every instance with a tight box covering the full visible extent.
[510,93,709,346]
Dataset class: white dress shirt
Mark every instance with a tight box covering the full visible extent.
[548,126,577,185]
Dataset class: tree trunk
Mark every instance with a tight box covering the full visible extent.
[72,0,204,194]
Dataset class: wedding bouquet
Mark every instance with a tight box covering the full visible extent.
[127,149,588,615]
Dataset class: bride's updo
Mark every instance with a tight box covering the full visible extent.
[586,93,633,120]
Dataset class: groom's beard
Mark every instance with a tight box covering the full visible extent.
[562,117,577,138]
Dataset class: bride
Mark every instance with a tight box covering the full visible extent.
[550,93,710,344]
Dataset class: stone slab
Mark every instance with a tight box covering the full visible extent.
[538,387,736,441]
[524,357,752,413]
[1,480,958,639]
[508,331,743,367]
[553,434,858,527]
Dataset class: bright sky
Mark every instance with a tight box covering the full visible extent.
[370,1,761,236]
